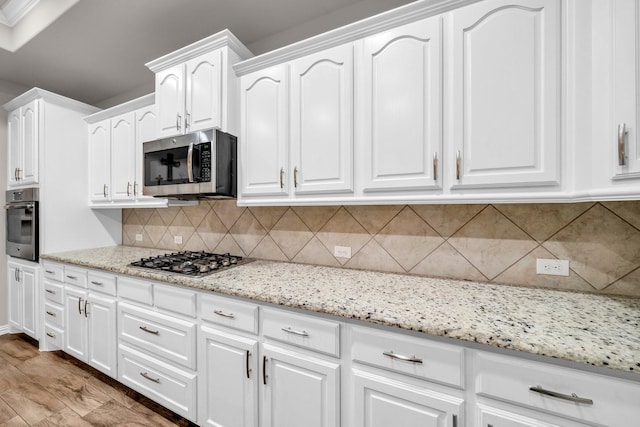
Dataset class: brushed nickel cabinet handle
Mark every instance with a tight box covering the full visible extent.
[66,275,77,280]
[139,326,159,335]
[246,350,251,379]
[433,152,438,181]
[84,300,89,318]
[618,123,627,166]
[176,113,182,131]
[293,167,299,188]
[383,350,423,364]
[140,372,160,384]
[133,181,138,197]
[213,310,235,319]
[45,289,55,294]
[45,270,55,274]
[263,356,268,385]
[279,167,284,189]
[46,332,55,338]
[281,326,308,337]
[78,297,83,315]
[103,184,108,198]
[455,150,461,180]
[127,182,132,197]
[529,385,593,405]
[185,112,190,130]
[46,311,56,317]
[91,281,103,286]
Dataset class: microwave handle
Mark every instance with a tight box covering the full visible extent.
[187,142,194,183]
[5,203,34,210]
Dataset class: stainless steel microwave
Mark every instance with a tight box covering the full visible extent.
[142,129,237,199]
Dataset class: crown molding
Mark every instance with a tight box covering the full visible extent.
[3,87,100,114]
[84,93,154,124]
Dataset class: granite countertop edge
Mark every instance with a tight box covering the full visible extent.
[41,246,640,376]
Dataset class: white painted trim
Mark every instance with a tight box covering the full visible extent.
[3,87,100,114]
[145,29,253,73]
[233,0,483,76]
[84,93,154,124]
[0,325,10,335]
[0,0,39,27]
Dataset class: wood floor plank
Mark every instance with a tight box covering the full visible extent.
[0,415,29,426]
[0,337,41,366]
[0,364,32,394]
[0,382,65,425]
[0,396,18,424]
[32,407,93,427]
[42,374,112,417]
[82,400,183,427]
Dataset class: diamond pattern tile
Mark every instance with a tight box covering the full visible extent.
[292,237,341,267]
[156,206,180,226]
[410,242,486,281]
[250,236,289,262]
[345,239,404,273]
[212,200,246,229]
[182,203,211,228]
[411,204,485,237]
[543,204,640,290]
[317,208,371,258]
[292,206,340,232]
[374,207,444,271]
[167,211,195,246]
[214,234,246,256]
[229,210,267,255]
[196,211,228,252]
[249,206,289,230]
[143,210,168,247]
[345,205,403,234]
[604,267,640,296]
[603,200,640,230]
[448,206,538,279]
[270,210,314,259]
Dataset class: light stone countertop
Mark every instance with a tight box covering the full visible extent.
[41,246,640,375]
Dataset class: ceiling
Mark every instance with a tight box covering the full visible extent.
[0,0,414,108]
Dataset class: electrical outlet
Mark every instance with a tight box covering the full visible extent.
[135,234,143,242]
[174,235,183,244]
[536,258,569,276]
[334,245,352,259]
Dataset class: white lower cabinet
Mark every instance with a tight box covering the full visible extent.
[8,259,38,339]
[261,343,340,427]
[476,403,592,427]
[198,325,259,427]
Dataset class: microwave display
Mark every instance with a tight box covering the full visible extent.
[144,142,211,186]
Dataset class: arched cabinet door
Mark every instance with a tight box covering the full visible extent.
[156,65,185,138]
[88,122,111,201]
[448,0,560,189]
[290,43,354,195]
[185,50,223,133]
[239,64,289,198]
[110,112,136,201]
[359,16,443,193]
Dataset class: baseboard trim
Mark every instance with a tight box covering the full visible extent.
[0,325,9,335]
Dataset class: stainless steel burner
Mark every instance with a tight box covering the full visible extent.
[130,251,251,276]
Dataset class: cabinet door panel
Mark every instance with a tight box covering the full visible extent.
[8,110,21,186]
[8,264,22,330]
[240,65,289,197]
[156,66,185,137]
[353,369,462,427]
[185,50,222,132]
[64,287,87,362]
[262,344,340,427]
[110,112,136,200]
[87,294,117,377]
[361,17,442,192]
[88,122,111,201]
[199,326,258,427]
[20,99,39,184]
[291,43,354,194]
[449,0,559,188]
[20,266,37,338]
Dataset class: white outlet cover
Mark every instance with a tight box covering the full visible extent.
[135,234,143,242]
[334,245,352,258]
[536,258,569,276]
[174,235,183,244]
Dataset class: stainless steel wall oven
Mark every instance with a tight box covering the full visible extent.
[5,188,39,262]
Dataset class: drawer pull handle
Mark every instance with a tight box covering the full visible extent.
[139,326,159,335]
[46,332,55,338]
[45,270,55,274]
[213,310,235,319]
[140,372,160,384]
[91,281,104,286]
[246,350,251,379]
[263,356,268,385]
[281,327,309,337]
[382,350,423,364]
[529,385,594,405]
[46,311,56,317]
[45,289,55,294]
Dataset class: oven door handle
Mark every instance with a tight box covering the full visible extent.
[5,203,34,210]
[187,142,194,183]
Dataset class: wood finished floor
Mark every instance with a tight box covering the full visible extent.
[0,333,196,426]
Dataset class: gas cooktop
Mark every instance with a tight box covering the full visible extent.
[130,251,251,276]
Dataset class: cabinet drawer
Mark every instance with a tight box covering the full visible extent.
[118,276,153,305]
[88,270,117,296]
[262,307,340,357]
[352,326,464,388]
[43,280,63,304]
[44,302,64,329]
[118,344,196,421]
[44,325,63,350]
[155,284,196,318]
[200,293,259,334]
[63,266,87,288]
[474,351,640,424]
[42,263,64,282]
[118,303,196,370]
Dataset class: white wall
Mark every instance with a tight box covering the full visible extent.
[0,81,29,329]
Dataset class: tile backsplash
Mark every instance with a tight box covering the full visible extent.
[122,201,640,297]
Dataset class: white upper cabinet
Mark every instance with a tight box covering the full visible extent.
[240,64,289,197]
[110,112,136,200]
[358,16,442,193]
[290,43,354,195]
[147,30,253,138]
[88,121,111,201]
[135,104,157,199]
[447,0,560,190]
[7,99,39,187]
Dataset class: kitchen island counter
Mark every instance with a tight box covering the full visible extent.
[42,245,640,375]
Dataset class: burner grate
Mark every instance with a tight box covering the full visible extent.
[130,250,250,276]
